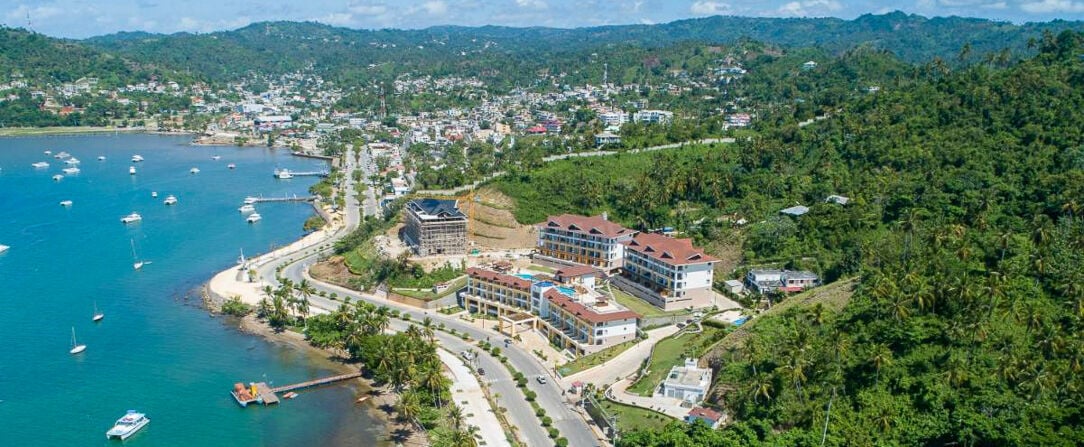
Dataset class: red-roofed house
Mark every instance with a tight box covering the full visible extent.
[535,214,637,272]
[539,289,639,355]
[462,267,534,318]
[685,406,724,428]
[617,233,718,311]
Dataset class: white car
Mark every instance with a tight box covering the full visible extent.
[537,375,547,384]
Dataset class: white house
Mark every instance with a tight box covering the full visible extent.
[633,109,674,124]
[659,358,713,403]
[535,214,637,272]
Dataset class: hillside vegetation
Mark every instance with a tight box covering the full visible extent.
[495,32,1084,446]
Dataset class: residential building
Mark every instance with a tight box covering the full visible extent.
[617,233,717,311]
[802,60,818,71]
[633,109,674,124]
[722,279,744,294]
[745,269,820,294]
[780,205,809,216]
[538,288,639,355]
[595,131,622,146]
[402,199,468,256]
[659,358,713,403]
[461,267,534,317]
[535,214,637,273]
[599,111,628,127]
[685,407,723,428]
[460,267,640,356]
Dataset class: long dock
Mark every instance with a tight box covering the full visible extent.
[274,169,329,178]
[271,372,363,393]
[251,195,318,203]
[231,372,362,408]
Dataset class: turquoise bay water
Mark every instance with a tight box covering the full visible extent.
[0,134,382,446]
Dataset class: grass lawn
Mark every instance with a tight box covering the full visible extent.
[626,325,727,396]
[605,285,693,319]
[393,276,467,301]
[527,263,555,273]
[597,399,674,433]
[558,340,637,376]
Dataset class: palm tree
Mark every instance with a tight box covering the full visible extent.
[421,317,437,345]
[453,425,480,447]
[423,363,449,407]
[447,404,465,430]
[395,390,422,428]
[871,344,892,385]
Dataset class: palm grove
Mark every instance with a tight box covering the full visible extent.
[577,32,1084,446]
[249,277,476,447]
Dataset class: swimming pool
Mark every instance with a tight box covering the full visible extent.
[557,286,576,296]
[516,274,534,280]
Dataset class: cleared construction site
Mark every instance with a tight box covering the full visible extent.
[402,198,468,256]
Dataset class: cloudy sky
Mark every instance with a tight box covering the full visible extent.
[3,0,1083,39]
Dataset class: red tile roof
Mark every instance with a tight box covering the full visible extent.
[624,233,718,266]
[466,267,532,290]
[538,214,633,239]
[687,406,723,422]
[544,289,639,324]
[555,265,600,279]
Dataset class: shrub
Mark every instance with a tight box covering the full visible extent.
[535,406,546,417]
[548,427,559,439]
[221,297,252,316]
[524,390,537,401]
[541,416,553,427]
[555,437,568,447]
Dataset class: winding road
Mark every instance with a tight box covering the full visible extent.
[251,147,605,447]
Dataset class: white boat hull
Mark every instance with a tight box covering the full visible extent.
[106,416,149,440]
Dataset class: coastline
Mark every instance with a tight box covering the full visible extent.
[203,215,422,445]
[204,282,412,447]
[0,125,195,137]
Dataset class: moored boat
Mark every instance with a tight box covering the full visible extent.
[163,195,178,206]
[32,161,50,168]
[120,212,142,224]
[59,200,73,207]
[238,204,256,213]
[246,212,262,223]
[131,155,144,162]
[105,411,149,440]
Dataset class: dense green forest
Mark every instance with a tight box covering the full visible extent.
[493,32,1084,445]
[80,13,1084,86]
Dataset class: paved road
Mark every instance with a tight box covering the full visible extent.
[415,137,734,195]
[563,326,680,389]
[252,147,604,447]
[441,346,513,446]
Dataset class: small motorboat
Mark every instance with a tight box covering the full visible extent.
[97,156,106,161]
[227,163,236,169]
[238,204,255,213]
[151,191,158,198]
[131,155,144,162]
[62,167,80,175]
[246,213,262,223]
[212,155,222,160]
[163,195,178,206]
[32,161,50,168]
[52,174,64,181]
[120,212,142,224]
[59,200,73,207]
[129,166,136,175]
[190,167,200,174]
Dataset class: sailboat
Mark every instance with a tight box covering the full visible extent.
[131,239,150,270]
[93,302,104,322]
[70,327,86,354]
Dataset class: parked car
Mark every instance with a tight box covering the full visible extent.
[478,368,486,376]
[537,375,547,384]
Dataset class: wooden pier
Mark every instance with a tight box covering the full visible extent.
[230,372,362,408]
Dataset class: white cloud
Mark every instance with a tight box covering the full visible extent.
[423,1,448,15]
[777,0,843,16]
[174,15,252,33]
[348,4,388,16]
[515,0,548,9]
[690,1,732,15]
[318,12,356,26]
[6,5,64,23]
[1020,0,1084,12]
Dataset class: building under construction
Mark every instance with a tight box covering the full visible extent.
[402,199,468,256]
